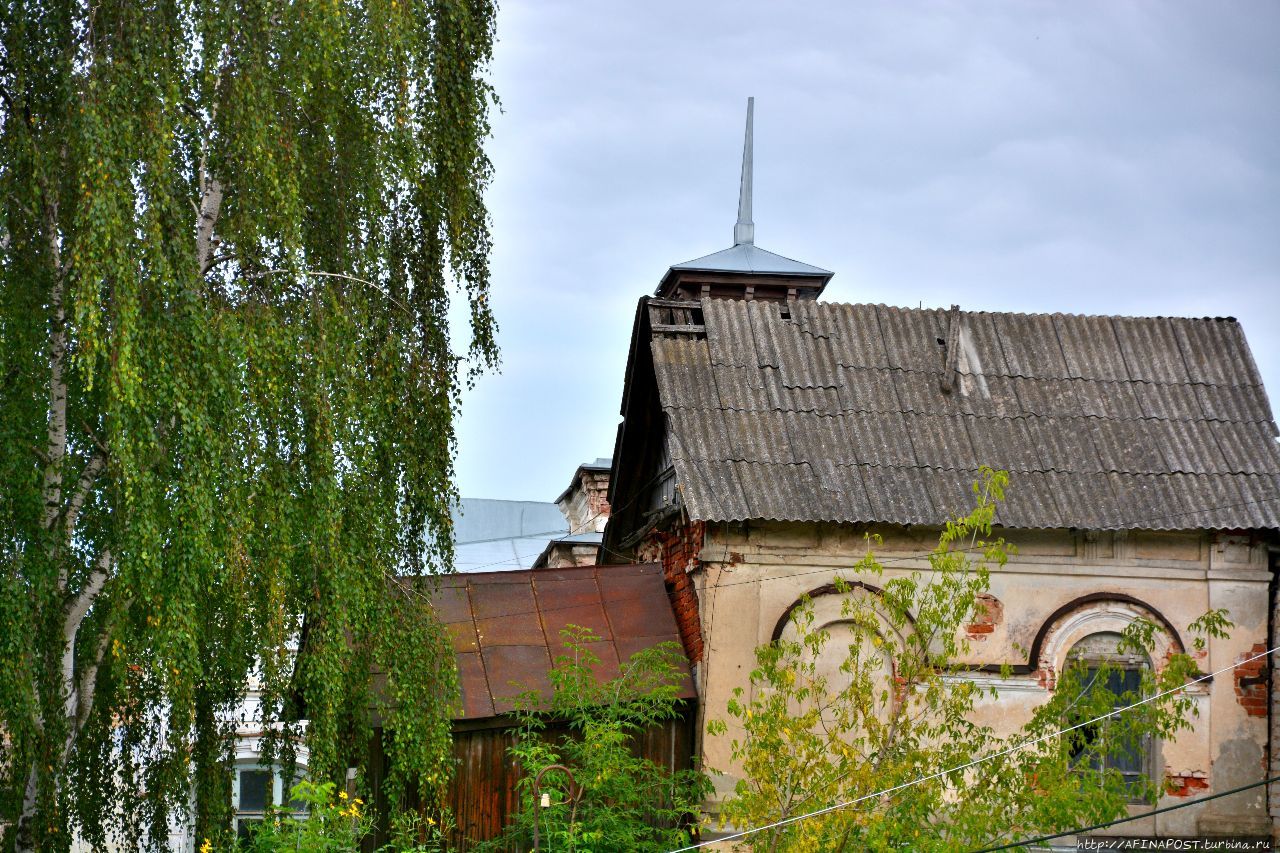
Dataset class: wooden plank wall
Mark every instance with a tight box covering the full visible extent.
[448,723,520,848]
[441,701,699,850]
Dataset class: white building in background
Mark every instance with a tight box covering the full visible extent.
[452,459,612,573]
[449,497,570,572]
[69,462,613,850]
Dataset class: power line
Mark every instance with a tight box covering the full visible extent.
[452,526,578,548]
[395,491,1280,848]
[669,643,1279,852]
[974,773,1280,852]
[399,539,994,628]
[441,462,671,573]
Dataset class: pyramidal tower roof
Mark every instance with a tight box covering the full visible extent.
[657,97,833,302]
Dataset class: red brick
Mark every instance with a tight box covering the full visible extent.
[642,520,706,663]
[1232,642,1270,716]
[1165,774,1209,798]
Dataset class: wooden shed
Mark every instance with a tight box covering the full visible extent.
[378,563,699,848]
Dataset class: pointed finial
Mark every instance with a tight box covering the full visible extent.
[734,97,755,246]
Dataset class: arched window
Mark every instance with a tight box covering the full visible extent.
[1063,632,1153,796]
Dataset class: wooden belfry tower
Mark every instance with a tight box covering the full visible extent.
[655,97,833,303]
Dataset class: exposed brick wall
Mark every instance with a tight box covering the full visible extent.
[636,520,705,664]
[583,471,612,522]
[1166,771,1210,798]
[965,593,1003,640]
[1234,642,1270,717]
[560,470,613,535]
[1271,568,1280,837]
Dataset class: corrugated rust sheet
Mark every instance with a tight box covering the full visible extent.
[651,299,1280,530]
[429,563,694,720]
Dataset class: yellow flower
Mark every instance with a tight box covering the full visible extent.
[338,790,348,800]
[199,840,213,853]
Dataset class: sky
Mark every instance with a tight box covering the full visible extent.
[452,1,1280,504]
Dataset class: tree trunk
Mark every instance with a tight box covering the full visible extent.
[15,197,113,852]
[14,764,42,853]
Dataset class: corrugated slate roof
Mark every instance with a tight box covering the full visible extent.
[651,299,1280,530]
[426,564,694,720]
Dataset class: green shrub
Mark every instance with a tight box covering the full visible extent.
[477,625,712,852]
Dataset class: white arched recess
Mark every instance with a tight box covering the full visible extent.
[1035,597,1201,693]
[772,583,908,721]
[231,733,311,842]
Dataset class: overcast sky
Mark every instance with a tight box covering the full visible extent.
[452,1,1280,505]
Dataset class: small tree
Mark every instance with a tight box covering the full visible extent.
[710,469,1230,851]
[479,626,712,852]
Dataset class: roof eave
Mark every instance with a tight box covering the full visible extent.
[655,267,833,300]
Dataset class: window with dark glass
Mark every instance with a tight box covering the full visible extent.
[1065,632,1153,800]
[238,769,272,811]
[233,763,307,846]
[234,767,274,847]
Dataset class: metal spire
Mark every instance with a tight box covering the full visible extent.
[734,97,755,246]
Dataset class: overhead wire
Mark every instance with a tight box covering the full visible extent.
[974,773,1280,852]
[399,538,995,628]
[394,302,1280,844]
[455,486,1280,579]
[444,461,679,573]
[967,768,1280,845]
[392,486,1280,850]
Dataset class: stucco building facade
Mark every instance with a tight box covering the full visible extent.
[601,107,1280,840]
[605,293,1279,843]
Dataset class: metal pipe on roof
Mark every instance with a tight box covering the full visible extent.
[734,96,755,246]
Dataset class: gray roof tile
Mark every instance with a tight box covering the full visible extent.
[668,243,833,278]
[649,299,1280,530]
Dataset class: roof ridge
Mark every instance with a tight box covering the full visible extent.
[699,297,1241,325]
[788,300,1241,325]
[686,343,1262,391]
[670,457,1280,477]
[826,461,1280,477]
[652,296,1279,532]
[659,401,1277,428]
[814,362,1266,390]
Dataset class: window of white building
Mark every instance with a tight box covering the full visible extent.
[232,763,306,843]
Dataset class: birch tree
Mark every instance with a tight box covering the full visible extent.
[0,0,498,848]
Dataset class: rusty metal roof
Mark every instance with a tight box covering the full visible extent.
[648,298,1280,531]
[427,564,694,720]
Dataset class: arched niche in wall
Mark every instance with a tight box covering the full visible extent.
[770,581,912,723]
[232,733,311,841]
[770,581,915,644]
[1061,631,1159,794]
[1032,594,1189,691]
